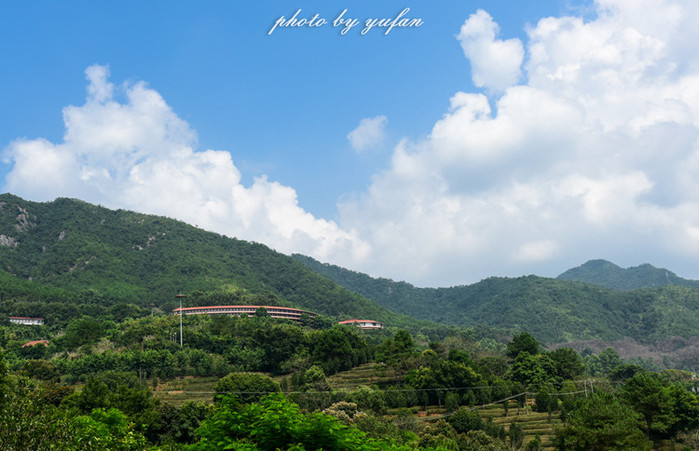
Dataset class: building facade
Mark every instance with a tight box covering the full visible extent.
[9,316,44,326]
[338,319,384,330]
[172,305,317,324]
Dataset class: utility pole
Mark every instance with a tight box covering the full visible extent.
[176,294,187,347]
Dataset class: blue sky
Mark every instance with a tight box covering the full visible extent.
[3,0,699,286]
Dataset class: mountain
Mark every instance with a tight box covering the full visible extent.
[3,193,697,345]
[0,193,442,333]
[292,255,699,344]
[557,259,699,290]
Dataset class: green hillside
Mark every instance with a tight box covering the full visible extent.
[557,259,699,290]
[0,194,443,333]
[292,255,699,344]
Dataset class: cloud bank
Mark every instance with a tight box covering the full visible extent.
[4,65,370,265]
[339,0,699,285]
[5,0,699,287]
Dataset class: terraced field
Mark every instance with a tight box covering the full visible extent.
[154,376,219,407]
[327,362,402,389]
[328,363,561,449]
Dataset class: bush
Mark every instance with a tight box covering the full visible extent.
[214,372,280,404]
[447,407,483,434]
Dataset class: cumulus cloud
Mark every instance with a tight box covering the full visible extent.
[457,9,524,92]
[3,65,370,264]
[347,115,388,152]
[338,0,699,286]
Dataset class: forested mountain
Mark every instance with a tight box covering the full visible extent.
[292,255,699,344]
[557,259,699,290]
[0,193,441,333]
[3,192,698,345]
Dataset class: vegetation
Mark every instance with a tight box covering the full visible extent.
[557,259,699,290]
[0,194,454,340]
[294,254,699,346]
[1,316,698,449]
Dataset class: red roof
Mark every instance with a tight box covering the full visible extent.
[339,319,381,324]
[173,305,313,313]
[22,340,49,347]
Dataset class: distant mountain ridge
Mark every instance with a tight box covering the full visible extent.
[557,259,699,290]
[292,255,699,344]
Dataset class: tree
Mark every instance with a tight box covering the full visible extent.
[508,422,524,450]
[447,407,483,434]
[506,333,539,359]
[666,383,699,436]
[554,392,651,450]
[620,372,674,438]
[548,347,585,380]
[61,316,105,350]
[509,352,558,387]
[21,359,60,381]
[214,372,280,404]
[597,347,622,375]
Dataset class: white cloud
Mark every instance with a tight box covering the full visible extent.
[3,65,370,265]
[338,0,699,285]
[347,115,388,152]
[457,9,524,92]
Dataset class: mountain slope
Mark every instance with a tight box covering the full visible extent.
[292,255,699,344]
[0,194,429,330]
[557,259,699,290]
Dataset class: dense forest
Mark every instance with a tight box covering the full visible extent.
[0,194,449,338]
[557,259,699,290]
[293,255,699,346]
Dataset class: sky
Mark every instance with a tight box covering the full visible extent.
[2,0,699,287]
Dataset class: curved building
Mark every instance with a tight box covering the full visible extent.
[172,305,317,324]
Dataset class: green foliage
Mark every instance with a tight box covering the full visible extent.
[620,372,675,438]
[607,363,646,382]
[558,259,699,290]
[459,429,508,450]
[0,386,79,450]
[21,359,60,381]
[554,392,652,450]
[190,393,409,450]
[508,422,524,450]
[309,326,371,375]
[73,407,148,450]
[506,332,540,359]
[447,407,484,434]
[214,372,280,404]
[62,370,161,439]
[548,347,585,380]
[534,389,554,413]
[295,255,699,344]
[508,352,559,387]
